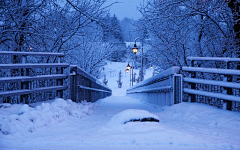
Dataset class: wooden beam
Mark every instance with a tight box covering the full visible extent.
[0,86,67,97]
[0,63,69,69]
[0,74,68,83]
[0,51,65,57]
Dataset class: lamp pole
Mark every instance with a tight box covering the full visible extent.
[132,37,144,82]
[126,63,131,87]
[132,61,134,87]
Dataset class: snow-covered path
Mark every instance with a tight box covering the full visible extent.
[1,95,240,150]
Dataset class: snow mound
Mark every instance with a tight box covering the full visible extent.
[0,103,11,108]
[0,99,97,135]
[18,104,30,114]
[161,102,240,128]
[106,109,159,127]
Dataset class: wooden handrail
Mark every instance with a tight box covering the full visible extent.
[184,77,240,89]
[0,86,67,97]
[0,51,64,57]
[187,57,240,62]
[184,88,240,102]
[0,74,68,83]
[0,63,69,69]
[182,67,240,75]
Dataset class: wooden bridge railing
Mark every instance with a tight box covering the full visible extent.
[69,65,112,103]
[127,57,240,112]
[126,67,182,106]
[183,57,240,111]
[0,51,112,104]
[0,51,68,104]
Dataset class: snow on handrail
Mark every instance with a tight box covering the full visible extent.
[127,86,172,94]
[0,51,65,57]
[70,65,111,91]
[0,74,68,83]
[182,67,240,75]
[128,66,180,90]
[78,85,111,93]
[187,57,240,62]
[0,86,67,97]
[0,63,69,69]
[184,88,240,102]
[184,78,240,89]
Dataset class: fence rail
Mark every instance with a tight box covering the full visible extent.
[0,51,112,104]
[127,67,182,106]
[183,57,240,111]
[0,51,68,104]
[69,65,112,103]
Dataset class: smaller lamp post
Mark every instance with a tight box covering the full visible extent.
[132,38,144,81]
[126,64,131,87]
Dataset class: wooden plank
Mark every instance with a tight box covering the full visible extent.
[78,85,111,93]
[0,51,64,57]
[187,57,240,62]
[184,77,240,89]
[183,88,240,102]
[70,65,96,82]
[0,74,68,83]
[0,86,67,97]
[128,67,180,90]
[127,86,172,94]
[0,63,69,69]
[182,67,240,75]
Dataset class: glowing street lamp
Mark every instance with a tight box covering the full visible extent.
[132,37,144,81]
[132,44,138,54]
[127,63,130,70]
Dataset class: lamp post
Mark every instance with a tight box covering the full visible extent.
[126,63,131,87]
[132,37,144,82]
[126,62,134,87]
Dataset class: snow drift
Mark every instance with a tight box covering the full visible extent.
[0,98,98,135]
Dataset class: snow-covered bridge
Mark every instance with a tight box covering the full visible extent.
[1,51,239,111]
[1,51,240,149]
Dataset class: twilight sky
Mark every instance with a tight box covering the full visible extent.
[104,0,143,21]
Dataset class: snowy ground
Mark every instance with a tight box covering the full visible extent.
[0,61,240,150]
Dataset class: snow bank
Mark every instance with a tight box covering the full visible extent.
[160,102,240,128]
[0,98,98,135]
[106,109,159,128]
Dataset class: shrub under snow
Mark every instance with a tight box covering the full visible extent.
[0,98,98,135]
[106,109,160,128]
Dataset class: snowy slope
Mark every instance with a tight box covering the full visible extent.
[99,61,153,96]
[0,61,240,150]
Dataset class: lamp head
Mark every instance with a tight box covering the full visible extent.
[127,63,130,70]
[132,43,138,54]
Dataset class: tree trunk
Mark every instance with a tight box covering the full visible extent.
[228,0,240,59]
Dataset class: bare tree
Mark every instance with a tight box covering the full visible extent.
[139,0,236,70]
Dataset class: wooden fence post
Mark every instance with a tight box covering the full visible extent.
[57,67,64,98]
[20,55,29,104]
[223,61,233,110]
[188,60,196,102]
[69,66,77,102]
